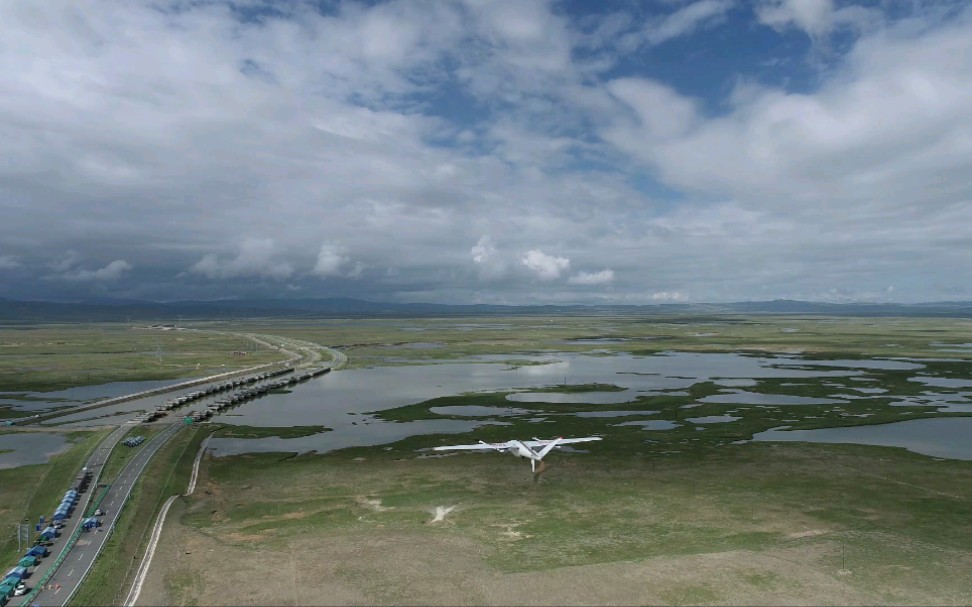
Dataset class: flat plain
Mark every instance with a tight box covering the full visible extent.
[2,315,971,605]
[130,314,972,606]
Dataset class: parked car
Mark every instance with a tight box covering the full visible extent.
[13,583,27,597]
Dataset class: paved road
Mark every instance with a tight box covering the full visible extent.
[18,422,184,607]
[7,330,345,605]
[10,423,131,602]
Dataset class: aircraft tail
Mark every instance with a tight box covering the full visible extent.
[536,437,563,460]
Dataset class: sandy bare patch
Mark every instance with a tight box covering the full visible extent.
[788,529,829,539]
[492,523,531,541]
[430,505,456,523]
[359,497,394,511]
[255,510,309,521]
[223,531,272,543]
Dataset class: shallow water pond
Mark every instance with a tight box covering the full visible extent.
[207,350,972,457]
[752,417,972,460]
[0,432,71,468]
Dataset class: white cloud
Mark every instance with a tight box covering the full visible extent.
[521,249,570,280]
[650,290,689,302]
[0,1,967,304]
[471,235,495,264]
[604,7,972,220]
[646,0,734,46]
[189,238,293,280]
[470,235,508,280]
[49,251,81,273]
[568,269,614,285]
[606,78,698,140]
[756,0,879,40]
[757,0,835,37]
[312,243,349,278]
[0,255,20,270]
[63,260,133,282]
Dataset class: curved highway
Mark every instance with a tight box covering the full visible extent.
[9,329,345,606]
[24,422,183,606]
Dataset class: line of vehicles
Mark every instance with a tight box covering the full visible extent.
[183,366,332,422]
[0,468,98,604]
[134,366,298,423]
[123,435,146,447]
[4,362,336,605]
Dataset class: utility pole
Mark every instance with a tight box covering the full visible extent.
[15,522,29,551]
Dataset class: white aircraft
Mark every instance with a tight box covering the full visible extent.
[433,436,601,473]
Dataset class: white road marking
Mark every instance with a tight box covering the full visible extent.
[68,569,75,577]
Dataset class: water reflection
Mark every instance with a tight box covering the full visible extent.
[506,391,637,404]
[0,432,71,468]
[686,415,741,424]
[909,376,972,389]
[208,420,510,457]
[6,348,965,461]
[206,350,936,456]
[430,405,530,417]
[752,417,972,460]
[615,420,680,430]
[701,391,848,406]
[210,351,868,428]
[575,410,659,418]
[0,378,191,412]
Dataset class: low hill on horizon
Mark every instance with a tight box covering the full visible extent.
[1,297,970,323]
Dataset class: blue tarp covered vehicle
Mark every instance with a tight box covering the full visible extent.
[2,566,26,582]
[25,545,48,558]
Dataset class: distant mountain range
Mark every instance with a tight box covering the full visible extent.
[1,297,971,322]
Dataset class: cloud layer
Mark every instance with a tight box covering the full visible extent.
[1,0,969,304]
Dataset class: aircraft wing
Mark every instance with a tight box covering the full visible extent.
[433,442,510,451]
[522,436,601,448]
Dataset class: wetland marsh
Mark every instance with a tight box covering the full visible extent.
[3,315,972,605]
[136,314,972,606]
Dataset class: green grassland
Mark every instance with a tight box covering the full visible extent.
[175,441,972,604]
[0,324,283,393]
[149,314,972,604]
[1,314,970,604]
[184,314,972,370]
[211,424,330,439]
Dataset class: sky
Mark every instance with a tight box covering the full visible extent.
[1,0,970,305]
